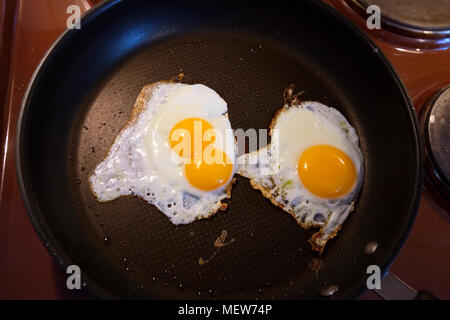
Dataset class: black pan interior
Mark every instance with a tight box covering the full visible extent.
[16,0,422,299]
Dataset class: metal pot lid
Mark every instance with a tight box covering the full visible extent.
[422,86,450,199]
[346,0,450,39]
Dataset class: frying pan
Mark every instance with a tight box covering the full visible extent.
[16,0,423,299]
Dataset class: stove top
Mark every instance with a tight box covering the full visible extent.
[0,0,448,299]
[349,0,450,34]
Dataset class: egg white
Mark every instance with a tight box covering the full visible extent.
[238,101,364,251]
[89,82,236,225]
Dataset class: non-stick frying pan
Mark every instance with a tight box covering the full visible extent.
[16,0,422,299]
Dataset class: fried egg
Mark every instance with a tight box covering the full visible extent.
[89,82,236,225]
[238,87,364,253]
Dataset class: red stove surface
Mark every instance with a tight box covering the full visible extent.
[0,0,449,299]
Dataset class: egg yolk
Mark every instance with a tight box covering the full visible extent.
[297,145,356,198]
[170,118,233,191]
[185,149,233,191]
[169,118,215,160]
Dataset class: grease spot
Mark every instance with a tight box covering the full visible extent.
[364,241,378,255]
[199,230,235,266]
[308,258,324,280]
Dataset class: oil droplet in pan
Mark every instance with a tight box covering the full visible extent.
[364,241,378,255]
[321,285,339,297]
[102,237,111,246]
[208,288,218,297]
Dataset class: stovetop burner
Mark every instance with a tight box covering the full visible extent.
[421,86,450,200]
[346,0,450,38]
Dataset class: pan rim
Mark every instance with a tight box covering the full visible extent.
[15,0,423,300]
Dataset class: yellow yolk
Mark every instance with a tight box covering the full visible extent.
[169,118,215,160]
[297,145,356,198]
[170,118,232,191]
[185,149,233,191]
